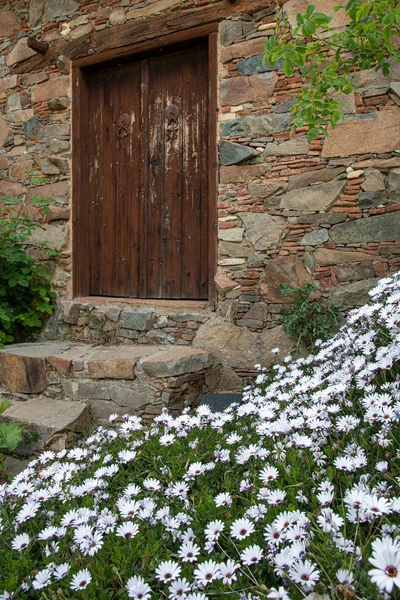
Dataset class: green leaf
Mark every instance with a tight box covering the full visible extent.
[296,13,304,26]
[283,58,294,77]
[303,20,317,36]
[0,423,23,452]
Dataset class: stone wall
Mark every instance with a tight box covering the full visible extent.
[0,0,399,381]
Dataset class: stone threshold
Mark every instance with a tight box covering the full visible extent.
[74,296,209,309]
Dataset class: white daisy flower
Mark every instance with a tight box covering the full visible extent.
[70,569,92,591]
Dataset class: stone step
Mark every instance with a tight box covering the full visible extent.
[0,396,90,453]
[200,392,242,412]
[0,342,220,423]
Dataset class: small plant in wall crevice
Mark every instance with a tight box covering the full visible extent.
[280,282,341,352]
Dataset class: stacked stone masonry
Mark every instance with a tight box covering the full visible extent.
[0,0,399,381]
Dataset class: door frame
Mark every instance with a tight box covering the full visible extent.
[71,24,218,306]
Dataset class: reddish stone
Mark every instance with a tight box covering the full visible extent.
[32,76,70,103]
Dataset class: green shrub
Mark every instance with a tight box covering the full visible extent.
[0,189,56,348]
[280,282,341,352]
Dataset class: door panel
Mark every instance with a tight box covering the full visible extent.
[83,41,209,300]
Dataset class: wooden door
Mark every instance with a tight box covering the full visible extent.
[80,41,209,300]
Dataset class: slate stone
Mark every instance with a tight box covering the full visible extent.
[299,213,347,226]
[361,168,386,193]
[87,347,142,379]
[221,113,293,137]
[120,310,155,331]
[141,347,214,378]
[301,229,329,246]
[313,248,377,266]
[237,54,283,76]
[108,380,154,409]
[322,111,400,157]
[328,279,379,309]
[220,241,255,258]
[270,180,346,211]
[239,212,287,250]
[264,136,309,156]
[220,141,258,166]
[275,98,297,113]
[388,168,400,203]
[259,256,314,303]
[43,0,79,20]
[201,393,242,411]
[214,267,238,295]
[1,397,90,434]
[248,180,287,198]
[6,38,36,67]
[333,263,375,283]
[27,224,66,251]
[219,20,254,46]
[218,227,244,242]
[0,113,10,147]
[62,379,110,400]
[330,213,400,244]
[193,319,300,370]
[220,73,278,107]
[358,191,388,210]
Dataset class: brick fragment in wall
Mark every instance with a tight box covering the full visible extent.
[322,111,400,157]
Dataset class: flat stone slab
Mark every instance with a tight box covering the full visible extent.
[1,397,90,433]
[0,342,76,394]
[87,346,161,379]
[141,347,215,378]
[201,393,242,412]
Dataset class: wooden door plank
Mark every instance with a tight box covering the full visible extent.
[181,44,209,299]
[161,49,184,299]
[98,69,116,296]
[72,67,89,296]
[146,55,166,298]
[138,59,149,298]
[208,31,218,306]
[114,62,142,297]
[87,69,103,296]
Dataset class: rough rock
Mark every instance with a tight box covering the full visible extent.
[0,181,25,197]
[6,38,36,67]
[352,57,400,89]
[218,366,242,391]
[47,345,91,377]
[193,319,296,370]
[214,267,238,295]
[333,263,375,282]
[27,181,69,204]
[264,136,309,156]
[353,157,400,170]
[218,228,244,242]
[314,248,377,266]
[259,256,314,303]
[0,113,11,148]
[43,0,79,20]
[328,279,379,308]
[120,310,155,331]
[239,212,287,250]
[284,0,349,30]
[220,73,278,106]
[62,379,111,400]
[299,213,347,226]
[245,302,269,322]
[248,180,287,198]
[270,180,345,211]
[220,141,258,166]
[1,397,90,434]
[388,168,400,203]
[126,0,180,20]
[32,77,70,103]
[220,38,266,64]
[322,112,400,157]
[0,342,73,394]
[0,75,18,94]
[361,168,386,192]
[301,229,329,246]
[23,116,43,140]
[219,20,255,46]
[108,381,154,409]
[220,241,255,258]
[220,164,270,184]
[109,7,127,25]
[237,55,283,76]
[0,11,20,37]
[221,114,293,137]
[87,347,141,379]
[330,213,400,244]
[48,98,70,112]
[358,191,388,210]
[141,347,214,378]
[27,224,67,251]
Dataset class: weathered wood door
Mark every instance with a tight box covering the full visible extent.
[81,41,209,300]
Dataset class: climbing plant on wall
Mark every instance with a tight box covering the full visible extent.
[264,0,400,139]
